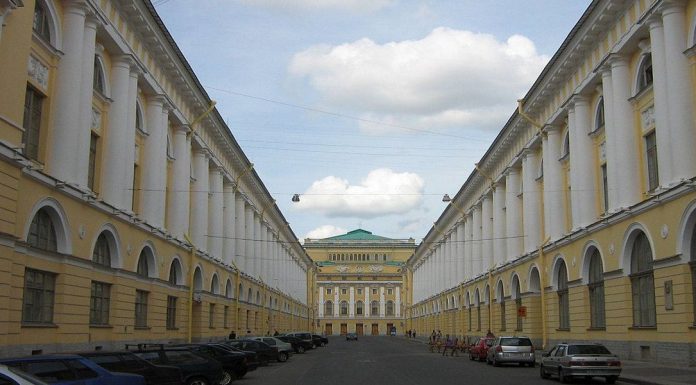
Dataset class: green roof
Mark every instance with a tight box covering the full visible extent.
[323,229,391,241]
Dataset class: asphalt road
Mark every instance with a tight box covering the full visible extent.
[240,336,621,385]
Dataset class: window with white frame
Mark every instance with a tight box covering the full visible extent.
[22,268,55,324]
[630,232,656,327]
[90,281,110,325]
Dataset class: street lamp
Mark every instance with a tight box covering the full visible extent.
[291,194,300,203]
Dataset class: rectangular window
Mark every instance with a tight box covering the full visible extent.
[341,288,347,295]
[22,86,44,161]
[22,268,55,324]
[357,289,362,295]
[135,290,148,328]
[515,298,523,331]
[166,296,177,329]
[601,164,608,213]
[372,289,377,295]
[89,281,110,325]
[326,288,332,294]
[88,133,98,190]
[645,132,659,192]
[209,304,215,328]
[387,289,393,295]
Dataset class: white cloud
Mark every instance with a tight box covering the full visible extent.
[304,225,347,240]
[237,0,393,12]
[295,168,424,218]
[289,27,549,133]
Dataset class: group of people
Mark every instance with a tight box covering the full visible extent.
[406,329,417,338]
[428,330,467,356]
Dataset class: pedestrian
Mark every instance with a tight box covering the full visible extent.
[451,337,459,356]
[413,331,416,339]
[442,334,452,356]
[228,330,236,340]
[273,329,279,336]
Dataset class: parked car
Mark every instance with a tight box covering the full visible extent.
[211,345,259,371]
[224,340,277,366]
[282,332,315,349]
[346,333,358,341]
[126,344,227,385]
[540,343,621,384]
[468,337,495,362]
[245,337,293,362]
[77,351,183,385]
[0,354,145,385]
[486,336,536,367]
[170,344,249,381]
[0,364,49,385]
[276,335,312,354]
[311,334,329,347]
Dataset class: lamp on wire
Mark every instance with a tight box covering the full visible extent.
[442,194,451,202]
[291,194,300,203]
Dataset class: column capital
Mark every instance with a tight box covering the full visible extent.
[658,0,687,16]
[607,53,629,69]
[112,54,135,69]
[174,124,191,134]
[147,94,167,108]
[542,123,562,134]
[193,147,211,158]
[569,93,589,108]
[63,0,88,15]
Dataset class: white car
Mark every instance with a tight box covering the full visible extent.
[246,336,294,362]
[0,364,48,385]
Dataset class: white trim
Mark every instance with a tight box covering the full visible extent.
[136,241,159,278]
[580,241,603,285]
[168,256,184,285]
[210,273,220,294]
[24,197,72,255]
[510,273,521,299]
[193,265,203,291]
[36,0,62,50]
[676,199,696,264]
[550,254,568,290]
[225,278,233,298]
[526,263,541,293]
[92,223,122,269]
[620,222,655,276]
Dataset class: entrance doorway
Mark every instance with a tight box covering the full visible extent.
[356,323,363,335]
[340,323,347,335]
[387,323,394,335]
[325,323,333,335]
[371,323,379,335]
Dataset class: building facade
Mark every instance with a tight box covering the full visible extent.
[0,0,310,356]
[305,229,415,336]
[408,0,696,366]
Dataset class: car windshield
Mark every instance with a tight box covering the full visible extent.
[567,345,612,355]
[500,338,532,346]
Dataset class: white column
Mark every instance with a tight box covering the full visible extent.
[380,287,385,317]
[569,96,597,229]
[190,149,209,251]
[244,203,254,275]
[49,2,86,185]
[481,193,493,270]
[101,56,134,208]
[167,126,190,238]
[662,3,696,181]
[235,195,246,271]
[610,56,641,208]
[265,227,273,282]
[542,127,564,240]
[222,182,236,265]
[505,168,523,259]
[464,213,473,280]
[448,231,456,287]
[141,95,167,228]
[438,244,445,292]
[349,287,355,317]
[522,150,542,253]
[600,69,620,211]
[492,183,506,266]
[395,287,401,317]
[124,68,139,211]
[364,288,370,316]
[648,18,673,187]
[253,212,261,278]
[472,205,482,275]
[76,16,98,188]
[318,288,324,317]
[456,221,466,282]
[207,167,223,258]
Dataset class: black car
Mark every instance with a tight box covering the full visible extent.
[312,334,329,347]
[224,340,277,366]
[276,336,312,354]
[214,344,260,371]
[170,344,249,381]
[127,344,228,385]
[77,350,184,385]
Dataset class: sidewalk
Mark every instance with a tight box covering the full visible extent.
[401,336,696,385]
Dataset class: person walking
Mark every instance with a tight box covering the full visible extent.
[228,330,236,340]
[442,335,452,356]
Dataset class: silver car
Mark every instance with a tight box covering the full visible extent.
[486,336,536,367]
[540,343,621,384]
[246,336,294,362]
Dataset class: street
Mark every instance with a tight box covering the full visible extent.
[243,336,621,385]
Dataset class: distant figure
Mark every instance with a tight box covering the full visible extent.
[413,331,416,339]
[246,330,252,336]
[486,329,495,339]
[228,331,236,340]
[442,335,453,356]
[274,330,279,336]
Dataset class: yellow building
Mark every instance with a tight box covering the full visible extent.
[408,0,696,366]
[0,0,310,356]
[304,229,415,336]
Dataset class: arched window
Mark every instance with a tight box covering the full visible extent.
[371,301,379,315]
[324,300,333,315]
[32,0,51,42]
[595,97,605,131]
[256,291,260,305]
[211,274,219,295]
[386,300,394,316]
[247,288,252,303]
[92,233,111,267]
[225,279,233,299]
[93,56,106,94]
[27,208,57,252]
[631,232,656,327]
[135,102,145,133]
[588,249,606,328]
[356,300,364,316]
[497,281,506,331]
[169,260,182,285]
[512,276,522,331]
[691,222,696,325]
[340,300,348,316]
[137,252,149,277]
[636,54,653,93]
[557,260,570,329]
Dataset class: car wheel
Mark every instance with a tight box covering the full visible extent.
[606,376,617,384]
[278,352,288,362]
[186,377,209,385]
[540,364,550,379]
[493,356,500,367]
[225,370,237,382]
[469,352,474,361]
[320,341,326,347]
[559,368,569,383]
[298,346,305,354]
[486,356,492,365]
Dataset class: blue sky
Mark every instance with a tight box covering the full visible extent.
[155,0,592,242]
